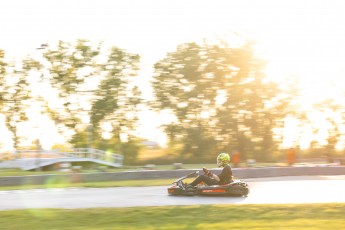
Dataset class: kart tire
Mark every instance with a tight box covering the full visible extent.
[230,186,249,197]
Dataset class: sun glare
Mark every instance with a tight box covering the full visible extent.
[1,0,345,150]
[249,0,345,149]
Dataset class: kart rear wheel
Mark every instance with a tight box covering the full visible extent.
[230,186,249,197]
[242,188,249,196]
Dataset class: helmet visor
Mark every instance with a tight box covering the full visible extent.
[217,158,222,166]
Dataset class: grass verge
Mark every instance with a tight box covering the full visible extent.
[1,203,345,230]
[0,167,200,190]
[0,178,174,190]
[0,165,213,177]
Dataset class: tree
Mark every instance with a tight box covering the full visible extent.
[152,41,281,161]
[23,40,142,164]
[22,39,103,147]
[41,40,102,130]
[307,99,344,158]
[0,54,30,149]
[0,49,6,106]
[88,46,142,161]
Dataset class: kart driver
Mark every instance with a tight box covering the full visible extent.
[185,152,233,190]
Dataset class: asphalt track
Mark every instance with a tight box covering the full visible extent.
[0,175,344,210]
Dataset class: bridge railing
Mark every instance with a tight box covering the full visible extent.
[63,148,124,165]
[0,148,123,166]
[0,150,64,160]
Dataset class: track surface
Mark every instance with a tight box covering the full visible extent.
[0,175,344,210]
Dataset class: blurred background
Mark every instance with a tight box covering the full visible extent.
[1,0,345,168]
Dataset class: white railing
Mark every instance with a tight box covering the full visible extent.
[0,148,123,169]
[0,149,64,160]
[63,148,124,165]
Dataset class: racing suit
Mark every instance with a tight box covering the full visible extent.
[189,164,233,187]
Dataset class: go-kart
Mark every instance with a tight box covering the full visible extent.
[167,171,249,197]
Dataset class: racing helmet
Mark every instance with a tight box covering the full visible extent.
[217,152,230,167]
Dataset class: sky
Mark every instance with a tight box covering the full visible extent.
[1,0,345,149]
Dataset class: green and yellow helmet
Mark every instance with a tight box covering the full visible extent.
[217,152,230,167]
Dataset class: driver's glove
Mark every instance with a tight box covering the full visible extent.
[203,167,213,177]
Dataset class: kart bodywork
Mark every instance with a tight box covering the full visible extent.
[168,171,249,197]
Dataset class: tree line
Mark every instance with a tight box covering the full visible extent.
[0,39,344,164]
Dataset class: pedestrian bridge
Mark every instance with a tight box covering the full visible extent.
[0,148,123,171]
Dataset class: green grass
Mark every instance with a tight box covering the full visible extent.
[0,178,174,190]
[0,162,286,177]
[0,167,201,190]
[0,168,139,176]
[0,165,208,190]
[1,204,345,230]
[0,164,212,177]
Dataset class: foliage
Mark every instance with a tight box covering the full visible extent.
[152,41,282,161]
[22,40,142,163]
[0,49,5,110]
[121,139,142,165]
[89,46,142,157]
[0,52,30,148]
[1,37,345,164]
